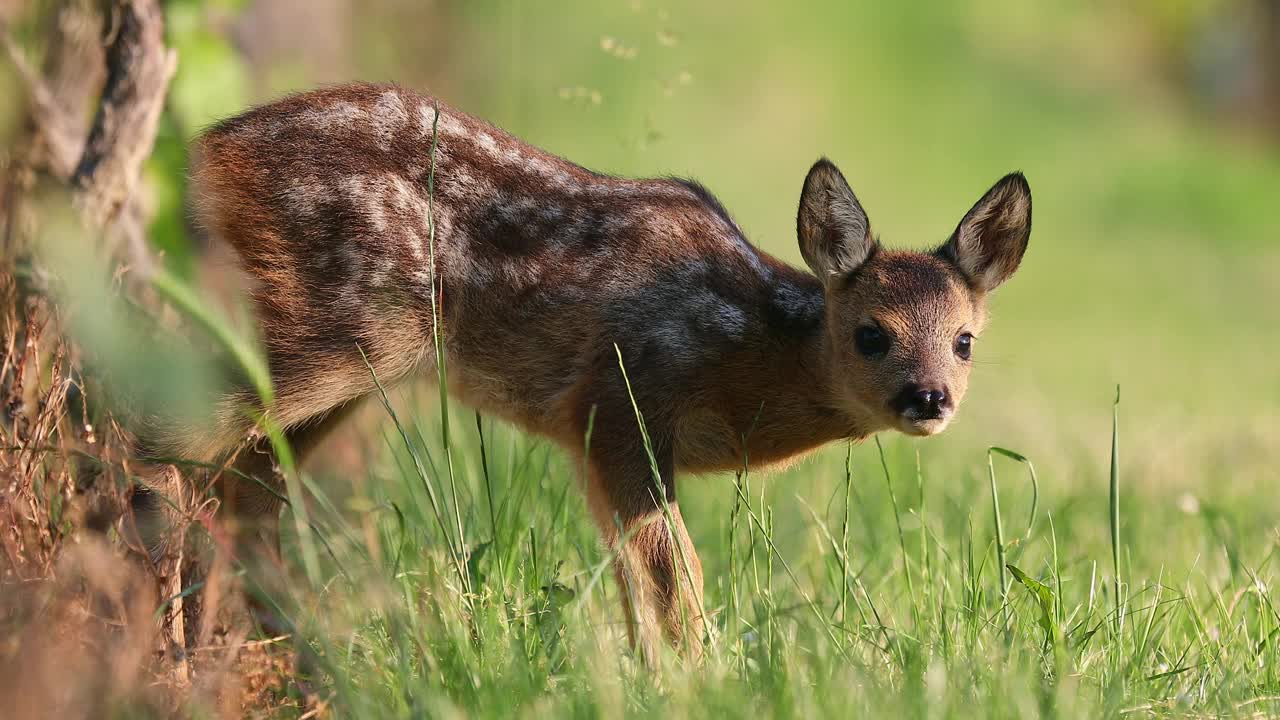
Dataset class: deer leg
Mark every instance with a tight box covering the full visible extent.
[217,400,363,607]
[214,399,363,696]
[218,400,363,563]
[583,438,706,663]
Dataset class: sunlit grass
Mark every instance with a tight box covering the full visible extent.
[239,386,1276,718]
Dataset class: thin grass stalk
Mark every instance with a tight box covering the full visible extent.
[796,497,878,660]
[476,412,499,559]
[722,462,851,661]
[745,468,762,607]
[766,505,776,658]
[729,468,742,645]
[988,446,1039,540]
[987,450,1009,640]
[152,269,326,587]
[1134,566,1165,674]
[841,441,853,625]
[423,103,474,611]
[476,409,504,609]
[1050,512,1064,636]
[1088,560,1098,618]
[731,402,765,657]
[579,404,597,498]
[1111,385,1123,634]
[916,449,931,615]
[875,436,919,629]
[151,269,273,406]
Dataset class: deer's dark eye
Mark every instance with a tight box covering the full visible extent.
[855,326,890,357]
[955,332,974,361]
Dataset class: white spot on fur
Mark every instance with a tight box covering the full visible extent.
[525,156,568,185]
[442,165,494,205]
[370,248,396,287]
[387,173,430,261]
[302,101,367,131]
[538,204,566,224]
[281,178,326,218]
[338,244,365,278]
[341,175,388,232]
[336,284,365,318]
[372,91,409,151]
[510,196,537,218]
[449,167,476,192]
[418,101,464,139]
[474,130,499,155]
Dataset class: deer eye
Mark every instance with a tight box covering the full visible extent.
[854,326,890,357]
[955,332,974,361]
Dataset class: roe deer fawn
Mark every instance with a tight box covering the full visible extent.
[135,83,1032,663]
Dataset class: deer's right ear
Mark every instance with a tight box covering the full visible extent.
[937,172,1032,293]
[797,158,875,287]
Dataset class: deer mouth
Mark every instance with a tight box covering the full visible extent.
[896,408,953,436]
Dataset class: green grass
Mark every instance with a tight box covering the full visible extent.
[245,389,1278,718]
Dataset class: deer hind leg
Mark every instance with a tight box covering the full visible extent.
[217,399,364,566]
[215,314,430,547]
[131,307,429,557]
[583,440,706,663]
[129,396,362,558]
[212,399,363,645]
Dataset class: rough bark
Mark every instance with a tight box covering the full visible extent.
[2,0,175,273]
[73,0,177,273]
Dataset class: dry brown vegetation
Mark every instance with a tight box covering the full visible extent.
[0,1,304,716]
[0,257,310,717]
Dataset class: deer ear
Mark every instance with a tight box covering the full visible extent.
[938,172,1032,292]
[797,158,875,287]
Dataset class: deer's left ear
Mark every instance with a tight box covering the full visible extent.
[797,158,876,287]
[938,172,1032,292]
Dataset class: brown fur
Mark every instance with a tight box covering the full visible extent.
[141,83,1032,662]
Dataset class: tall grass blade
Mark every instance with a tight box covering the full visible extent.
[423,103,474,614]
[476,412,498,549]
[988,446,1039,539]
[151,269,273,406]
[152,269,323,587]
[987,449,1009,640]
[1111,385,1123,633]
[841,441,853,625]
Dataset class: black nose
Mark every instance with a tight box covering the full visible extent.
[914,388,947,411]
[891,384,950,418]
